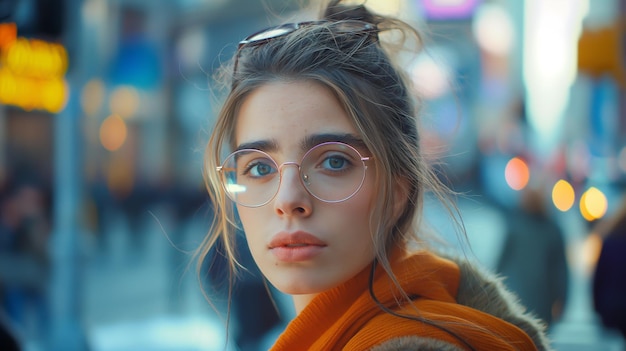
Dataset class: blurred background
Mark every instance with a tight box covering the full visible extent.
[0,0,625,350]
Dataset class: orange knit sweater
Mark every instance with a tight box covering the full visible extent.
[270,250,539,351]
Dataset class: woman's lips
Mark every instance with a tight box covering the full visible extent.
[269,231,327,262]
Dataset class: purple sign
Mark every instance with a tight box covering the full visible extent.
[421,0,480,20]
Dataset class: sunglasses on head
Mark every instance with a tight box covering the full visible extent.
[232,20,379,80]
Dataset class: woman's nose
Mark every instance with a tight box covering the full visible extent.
[273,165,312,217]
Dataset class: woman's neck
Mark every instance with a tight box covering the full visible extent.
[292,293,319,314]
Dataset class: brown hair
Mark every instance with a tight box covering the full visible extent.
[197,0,466,333]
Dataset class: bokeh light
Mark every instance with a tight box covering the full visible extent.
[552,179,575,211]
[0,22,17,50]
[81,79,105,117]
[109,85,140,119]
[473,2,515,56]
[580,187,608,221]
[581,232,604,276]
[523,0,588,156]
[505,157,530,190]
[411,52,452,100]
[99,114,128,151]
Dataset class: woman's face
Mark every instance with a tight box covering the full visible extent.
[233,80,378,309]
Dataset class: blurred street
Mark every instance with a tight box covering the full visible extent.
[23,196,622,351]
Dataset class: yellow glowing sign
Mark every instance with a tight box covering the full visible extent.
[0,26,69,113]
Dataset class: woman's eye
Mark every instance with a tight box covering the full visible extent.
[322,155,349,170]
[244,161,276,177]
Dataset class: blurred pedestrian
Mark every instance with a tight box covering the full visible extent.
[496,187,569,328]
[593,194,626,342]
[229,235,281,351]
[204,230,282,351]
[196,1,551,349]
[0,178,51,345]
[0,310,21,351]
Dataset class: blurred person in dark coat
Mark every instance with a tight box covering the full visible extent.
[0,178,51,344]
[496,187,569,328]
[0,311,20,351]
[593,194,626,341]
[206,231,281,351]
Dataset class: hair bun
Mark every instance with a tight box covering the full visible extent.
[323,0,379,25]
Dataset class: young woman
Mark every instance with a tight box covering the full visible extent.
[199,1,551,350]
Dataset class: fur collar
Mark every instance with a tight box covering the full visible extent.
[454,257,552,350]
[371,254,553,351]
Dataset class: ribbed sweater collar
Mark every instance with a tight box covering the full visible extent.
[270,250,461,350]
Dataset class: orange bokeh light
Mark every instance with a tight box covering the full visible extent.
[505,157,530,191]
[552,179,575,212]
[99,114,128,151]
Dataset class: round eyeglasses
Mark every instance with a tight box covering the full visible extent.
[216,142,371,208]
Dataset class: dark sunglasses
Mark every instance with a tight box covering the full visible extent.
[232,20,379,81]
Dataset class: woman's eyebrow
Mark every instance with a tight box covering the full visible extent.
[235,139,279,152]
[301,133,367,151]
[235,133,366,154]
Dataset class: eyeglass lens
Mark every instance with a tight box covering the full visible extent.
[219,142,367,207]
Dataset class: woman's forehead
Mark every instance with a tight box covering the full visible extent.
[232,80,359,148]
